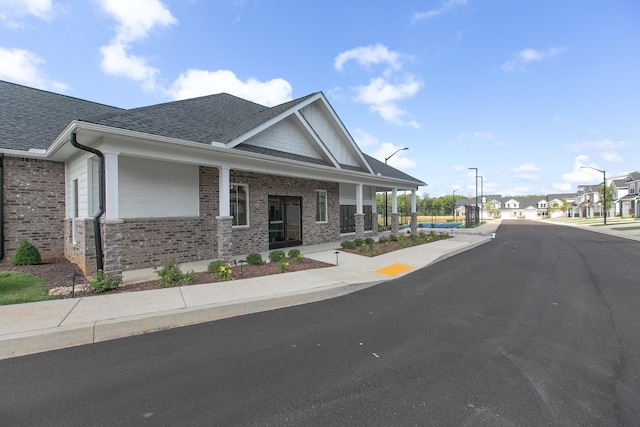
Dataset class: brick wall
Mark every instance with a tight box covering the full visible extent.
[2,156,65,262]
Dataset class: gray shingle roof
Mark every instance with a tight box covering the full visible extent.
[0,80,123,151]
[363,154,425,185]
[82,92,318,144]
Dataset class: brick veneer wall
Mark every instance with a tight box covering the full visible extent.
[2,156,65,262]
[229,171,340,254]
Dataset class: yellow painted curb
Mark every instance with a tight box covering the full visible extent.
[374,263,413,276]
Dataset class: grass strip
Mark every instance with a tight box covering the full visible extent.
[0,271,54,305]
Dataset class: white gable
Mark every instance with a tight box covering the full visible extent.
[244,118,321,160]
[300,104,358,167]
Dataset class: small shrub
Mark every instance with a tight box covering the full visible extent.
[269,250,286,263]
[277,260,289,273]
[389,234,399,242]
[246,253,263,265]
[341,240,356,249]
[364,237,375,245]
[353,238,364,246]
[218,264,232,281]
[418,223,424,228]
[155,260,193,287]
[378,236,389,244]
[12,239,41,266]
[287,249,301,258]
[207,260,225,273]
[88,270,120,294]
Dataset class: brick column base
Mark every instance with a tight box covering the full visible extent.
[216,216,234,260]
[354,213,365,239]
[102,219,123,278]
[391,213,399,237]
[410,212,418,235]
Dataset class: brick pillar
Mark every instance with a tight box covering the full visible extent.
[354,213,365,239]
[216,216,234,260]
[391,213,399,237]
[410,212,418,235]
[102,220,123,278]
[372,215,379,236]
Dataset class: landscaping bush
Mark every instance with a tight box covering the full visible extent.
[246,253,263,265]
[389,234,399,242]
[207,260,226,273]
[11,239,41,266]
[341,240,356,249]
[88,270,120,294]
[277,260,289,273]
[364,237,375,245]
[155,260,193,287]
[353,238,364,246]
[268,250,286,263]
[378,236,389,244]
[287,249,301,258]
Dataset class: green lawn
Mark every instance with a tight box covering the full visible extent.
[0,271,54,305]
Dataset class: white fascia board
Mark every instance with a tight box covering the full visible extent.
[41,120,420,190]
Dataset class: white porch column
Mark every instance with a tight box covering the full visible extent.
[411,190,417,213]
[392,188,398,214]
[218,166,230,216]
[104,152,119,220]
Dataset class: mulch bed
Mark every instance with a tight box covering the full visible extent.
[339,233,453,257]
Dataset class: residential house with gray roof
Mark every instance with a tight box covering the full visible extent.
[0,80,424,276]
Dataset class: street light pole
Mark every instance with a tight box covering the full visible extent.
[452,187,463,222]
[478,175,484,223]
[384,147,408,229]
[468,167,478,226]
[581,166,607,225]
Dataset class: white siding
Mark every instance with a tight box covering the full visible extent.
[66,154,89,218]
[245,118,320,159]
[301,105,358,166]
[119,156,199,218]
[339,183,376,206]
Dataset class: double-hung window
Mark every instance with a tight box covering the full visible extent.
[230,184,248,226]
[316,190,327,223]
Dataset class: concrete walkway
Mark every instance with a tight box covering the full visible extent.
[1,223,501,359]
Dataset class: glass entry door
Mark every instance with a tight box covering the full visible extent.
[268,196,302,249]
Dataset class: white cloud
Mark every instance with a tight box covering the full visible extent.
[512,163,539,181]
[98,0,177,91]
[553,155,603,191]
[473,131,494,140]
[372,142,415,169]
[169,69,292,107]
[352,129,379,147]
[0,46,67,91]
[567,139,633,152]
[501,47,568,73]
[0,0,55,27]
[334,44,402,72]
[353,75,422,127]
[412,0,468,21]
[601,151,623,163]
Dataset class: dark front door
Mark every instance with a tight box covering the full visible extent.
[268,196,302,249]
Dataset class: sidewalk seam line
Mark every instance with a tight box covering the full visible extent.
[58,298,82,327]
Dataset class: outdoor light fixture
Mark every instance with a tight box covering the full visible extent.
[67,272,78,298]
[334,251,340,266]
[384,147,409,228]
[581,166,607,225]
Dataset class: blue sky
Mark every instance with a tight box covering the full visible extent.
[1,0,639,198]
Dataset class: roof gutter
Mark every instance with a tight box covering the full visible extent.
[70,132,104,272]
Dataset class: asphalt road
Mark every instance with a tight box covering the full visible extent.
[1,221,639,426]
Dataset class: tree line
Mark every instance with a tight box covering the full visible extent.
[376,193,468,217]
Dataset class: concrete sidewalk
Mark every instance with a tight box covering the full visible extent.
[0,222,500,360]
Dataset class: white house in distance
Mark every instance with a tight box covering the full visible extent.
[0,80,424,277]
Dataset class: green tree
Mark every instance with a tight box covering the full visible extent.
[598,182,615,214]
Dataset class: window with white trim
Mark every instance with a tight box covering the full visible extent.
[230,184,248,226]
[316,190,327,222]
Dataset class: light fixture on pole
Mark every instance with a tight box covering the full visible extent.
[452,187,463,222]
[468,167,478,226]
[384,147,409,228]
[581,166,607,225]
